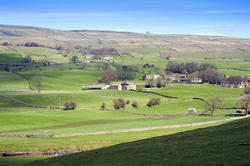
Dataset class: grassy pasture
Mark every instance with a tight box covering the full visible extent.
[0,72,29,90]
[0,25,250,166]
[0,53,23,63]
[0,122,225,166]
[0,84,243,137]
[0,70,103,90]
[22,117,250,166]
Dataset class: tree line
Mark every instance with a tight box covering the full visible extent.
[166,62,249,87]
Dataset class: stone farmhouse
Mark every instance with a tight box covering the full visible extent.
[82,85,110,90]
[121,82,136,91]
[82,82,136,91]
[109,84,122,90]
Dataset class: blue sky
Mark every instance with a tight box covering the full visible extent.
[1,0,250,37]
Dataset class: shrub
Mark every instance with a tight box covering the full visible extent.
[113,98,125,109]
[70,102,77,110]
[64,101,77,110]
[132,101,138,108]
[101,102,106,109]
[147,98,161,107]
[64,102,70,110]
[126,100,130,104]
[2,42,9,46]
[244,86,250,95]
[23,55,32,63]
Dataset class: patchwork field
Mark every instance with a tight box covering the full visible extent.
[0,25,249,165]
[0,84,245,157]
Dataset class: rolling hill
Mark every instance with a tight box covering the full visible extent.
[1,25,250,59]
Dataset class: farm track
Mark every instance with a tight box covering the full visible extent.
[0,115,248,138]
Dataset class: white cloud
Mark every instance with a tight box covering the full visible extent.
[195,32,223,36]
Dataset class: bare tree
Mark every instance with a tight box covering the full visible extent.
[205,95,224,116]
[132,101,138,108]
[101,71,117,84]
[146,78,157,88]
[236,94,250,115]
[113,98,125,109]
[199,69,222,84]
[244,86,250,95]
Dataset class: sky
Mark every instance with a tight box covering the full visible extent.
[0,0,250,37]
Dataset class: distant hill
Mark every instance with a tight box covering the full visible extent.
[1,25,250,59]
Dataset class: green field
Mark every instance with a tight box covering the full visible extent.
[0,25,250,166]
[23,117,250,166]
[0,53,23,63]
[0,84,245,155]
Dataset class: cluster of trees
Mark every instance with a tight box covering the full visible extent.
[1,42,9,46]
[199,69,221,84]
[64,102,77,110]
[23,42,45,47]
[101,97,163,110]
[100,65,137,84]
[116,66,136,81]
[145,77,168,88]
[200,70,248,86]
[236,87,250,114]
[166,62,216,74]
[112,98,138,109]
[166,62,248,86]
[20,42,63,50]
[111,98,161,109]
[101,71,117,84]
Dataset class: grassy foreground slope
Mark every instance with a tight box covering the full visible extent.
[29,117,250,166]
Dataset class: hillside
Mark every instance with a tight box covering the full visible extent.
[1,25,250,59]
[27,117,250,166]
